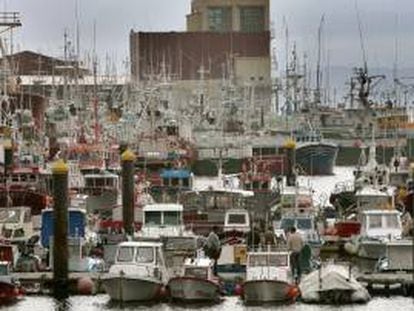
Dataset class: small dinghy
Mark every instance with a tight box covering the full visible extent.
[299,263,370,304]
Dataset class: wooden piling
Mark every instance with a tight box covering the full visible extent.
[3,139,13,169]
[284,139,296,186]
[52,159,69,299]
[121,149,136,237]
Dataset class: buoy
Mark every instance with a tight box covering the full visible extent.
[286,285,300,300]
[234,283,243,296]
[77,277,94,295]
[159,286,168,299]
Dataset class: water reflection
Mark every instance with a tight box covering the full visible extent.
[7,296,414,311]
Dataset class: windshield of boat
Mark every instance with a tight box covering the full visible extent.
[0,264,8,276]
[280,218,295,230]
[117,246,135,262]
[227,213,247,225]
[205,194,235,209]
[184,267,208,279]
[0,209,21,223]
[135,247,154,263]
[385,214,400,228]
[85,176,117,188]
[145,211,162,225]
[297,218,312,230]
[163,211,182,225]
[367,215,382,229]
[249,254,288,267]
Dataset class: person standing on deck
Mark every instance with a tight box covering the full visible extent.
[287,226,304,283]
[205,226,221,275]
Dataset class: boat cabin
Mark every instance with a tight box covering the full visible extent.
[0,170,40,187]
[84,172,119,191]
[182,255,215,280]
[223,209,250,233]
[273,185,314,222]
[82,172,119,212]
[0,206,33,243]
[355,187,393,211]
[360,210,402,239]
[160,169,193,190]
[109,241,166,282]
[41,207,86,247]
[115,241,161,265]
[246,249,290,282]
[277,214,319,244]
[139,203,187,238]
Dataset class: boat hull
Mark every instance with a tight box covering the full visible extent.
[358,241,386,260]
[0,281,22,305]
[102,276,163,302]
[243,280,295,304]
[168,277,220,302]
[295,143,338,176]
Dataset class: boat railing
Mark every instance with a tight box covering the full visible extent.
[247,245,289,253]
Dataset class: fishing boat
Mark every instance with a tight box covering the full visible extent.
[242,247,299,304]
[180,178,255,236]
[273,183,320,250]
[0,261,23,305]
[102,241,168,302]
[294,125,338,176]
[345,209,403,260]
[0,206,35,243]
[167,250,220,303]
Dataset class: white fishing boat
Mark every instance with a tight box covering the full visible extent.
[242,247,298,304]
[300,263,370,304]
[353,209,402,260]
[167,250,220,303]
[102,241,168,302]
[0,206,35,243]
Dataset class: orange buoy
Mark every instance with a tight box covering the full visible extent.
[286,285,300,300]
[77,277,94,295]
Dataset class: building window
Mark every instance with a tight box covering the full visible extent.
[208,7,232,32]
[240,6,265,33]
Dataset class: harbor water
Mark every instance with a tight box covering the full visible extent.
[7,295,413,311]
[6,166,414,310]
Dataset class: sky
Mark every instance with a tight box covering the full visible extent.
[3,0,414,78]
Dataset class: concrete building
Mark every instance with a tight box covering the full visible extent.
[187,0,270,33]
[130,0,272,131]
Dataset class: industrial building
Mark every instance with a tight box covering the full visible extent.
[130,0,272,131]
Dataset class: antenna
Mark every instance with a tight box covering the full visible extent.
[355,0,367,73]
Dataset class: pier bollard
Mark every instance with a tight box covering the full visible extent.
[52,159,69,299]
[283,138,296,186]
[121,149,136,237]
[3,139,13,168]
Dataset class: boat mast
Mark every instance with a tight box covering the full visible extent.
[315,14,325,107]
[92,20,100,144]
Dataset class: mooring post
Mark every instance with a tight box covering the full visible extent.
[121,149,136,237]
[52,159,69,299]
[284,138,296,187]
